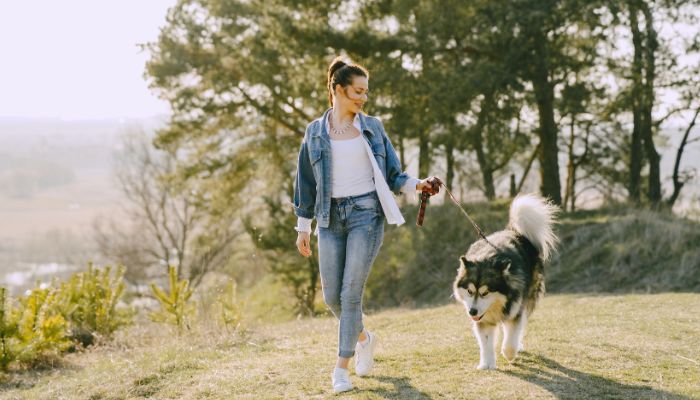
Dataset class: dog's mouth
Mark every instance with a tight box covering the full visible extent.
[470,312,486,322]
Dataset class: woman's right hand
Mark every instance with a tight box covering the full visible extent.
[296,232,312,257]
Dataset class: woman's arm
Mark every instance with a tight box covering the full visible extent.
[293,135,317,220]
[377,119,420,196]
[293,132,316,257]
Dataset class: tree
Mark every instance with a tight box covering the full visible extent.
[94,129,237,287]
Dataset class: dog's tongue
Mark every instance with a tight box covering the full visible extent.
[471,315,481,321]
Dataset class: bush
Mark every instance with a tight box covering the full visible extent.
[149,266,195,332]
[366,200,510,308]
[217,280,244,332]
[0,263,132,371]
[0,286,72,370]
[55,263,132,345]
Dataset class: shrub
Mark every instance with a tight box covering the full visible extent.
[0,285,72,370]
[55,263,132,345]
[218,280,244,332]
[149,266,195,332]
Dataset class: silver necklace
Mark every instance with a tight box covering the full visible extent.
[330,117,353,135]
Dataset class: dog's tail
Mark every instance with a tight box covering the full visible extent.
[509,194,559,261]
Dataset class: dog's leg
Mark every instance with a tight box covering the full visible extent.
[473,322,497,370]
[502,314,528,361]
[515,313,528,352]
[501,320,516,362]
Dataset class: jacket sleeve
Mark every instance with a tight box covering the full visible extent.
[293,134,317,219]
[378,119,420,196]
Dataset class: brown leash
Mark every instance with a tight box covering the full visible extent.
[416,177,495,248]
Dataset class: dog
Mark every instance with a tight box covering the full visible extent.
[453,194,558,370]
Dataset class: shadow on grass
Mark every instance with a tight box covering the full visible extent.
[503,352,691,399]
[0,360,81,392]
[366,374,433,399]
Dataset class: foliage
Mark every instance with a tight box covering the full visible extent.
[149,266,195,332]
[0,285,72,371]
[141,1,700,313]
[217,280,244,332]
[242,196,320,317]
[365,202,700,308]
[54,263,132,344]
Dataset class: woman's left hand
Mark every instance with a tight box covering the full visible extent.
[416,176,441,193]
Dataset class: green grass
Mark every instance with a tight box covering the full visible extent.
[1,293,698,399]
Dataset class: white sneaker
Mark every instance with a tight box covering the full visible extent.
[354,330,377,377]
[332,367,353,393]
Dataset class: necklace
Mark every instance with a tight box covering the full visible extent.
[330,116,353,135]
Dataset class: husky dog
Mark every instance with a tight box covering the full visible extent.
[453,194,558,370]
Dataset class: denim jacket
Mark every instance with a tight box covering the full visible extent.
[293,108,415,229]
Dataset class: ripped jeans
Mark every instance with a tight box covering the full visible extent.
[318,190,385,358]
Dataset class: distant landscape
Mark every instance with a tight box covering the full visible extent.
[0,116,167,295]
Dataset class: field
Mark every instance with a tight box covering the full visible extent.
[2,293,698,399]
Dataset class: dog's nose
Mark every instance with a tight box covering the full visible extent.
[469,308,478,316]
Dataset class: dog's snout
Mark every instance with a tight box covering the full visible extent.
[469,308,478,316]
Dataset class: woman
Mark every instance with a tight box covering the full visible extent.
[293,57,437,393]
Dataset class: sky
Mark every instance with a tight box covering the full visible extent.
[0,0,176,120]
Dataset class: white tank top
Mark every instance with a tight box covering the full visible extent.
[330,135,375,198]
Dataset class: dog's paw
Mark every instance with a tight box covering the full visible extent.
[502,346,518,362]
[476,361,497,370]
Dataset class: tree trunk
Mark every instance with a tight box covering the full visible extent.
[668,107,700,207]
[418,131,430,178]
[398,131,405,168]
[475,144,496,200]
[445,140,455,191]
[305,256,319,316]
[640,3,661,204]
[531,29,562,205]
[517,142,541,194]
[628,2,644,204]
[563,116,576,211]
[471,99,496,200]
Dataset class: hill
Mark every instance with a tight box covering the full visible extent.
[1,293,698,399]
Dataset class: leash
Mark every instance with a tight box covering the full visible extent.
[416,177,496,248]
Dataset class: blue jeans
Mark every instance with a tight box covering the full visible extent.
[318,190,385,358]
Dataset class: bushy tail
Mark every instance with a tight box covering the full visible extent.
[509,194,559,262]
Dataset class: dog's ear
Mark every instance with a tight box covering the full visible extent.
[459,256,471,270]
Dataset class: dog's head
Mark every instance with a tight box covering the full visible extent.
[453,254,513,322]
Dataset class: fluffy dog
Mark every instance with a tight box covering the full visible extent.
[453,194,558,370]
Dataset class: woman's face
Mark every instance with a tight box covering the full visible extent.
[335,75,369,113]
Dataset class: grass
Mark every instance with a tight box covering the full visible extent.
[1,293,698,399]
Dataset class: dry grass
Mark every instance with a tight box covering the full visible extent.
[1,293,699,399]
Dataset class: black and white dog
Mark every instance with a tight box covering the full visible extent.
[453,194,558,370]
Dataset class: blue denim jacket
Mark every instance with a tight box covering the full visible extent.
[293,108,413,229]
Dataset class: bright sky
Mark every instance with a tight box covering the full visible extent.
[0,0,176,120]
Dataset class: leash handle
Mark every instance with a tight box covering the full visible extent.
[416,191,430,227]
[416,177,442,227]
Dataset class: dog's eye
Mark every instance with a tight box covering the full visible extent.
[467,289,475,296]
[480,291,489,297]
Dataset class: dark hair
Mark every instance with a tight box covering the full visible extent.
[327,56,369,107]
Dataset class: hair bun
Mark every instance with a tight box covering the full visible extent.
[328,57,347,77]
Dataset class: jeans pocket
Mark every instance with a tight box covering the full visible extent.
[353,196,380,213]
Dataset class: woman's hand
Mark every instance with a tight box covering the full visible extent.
[296,231,312,257]
[416,176,442,193]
